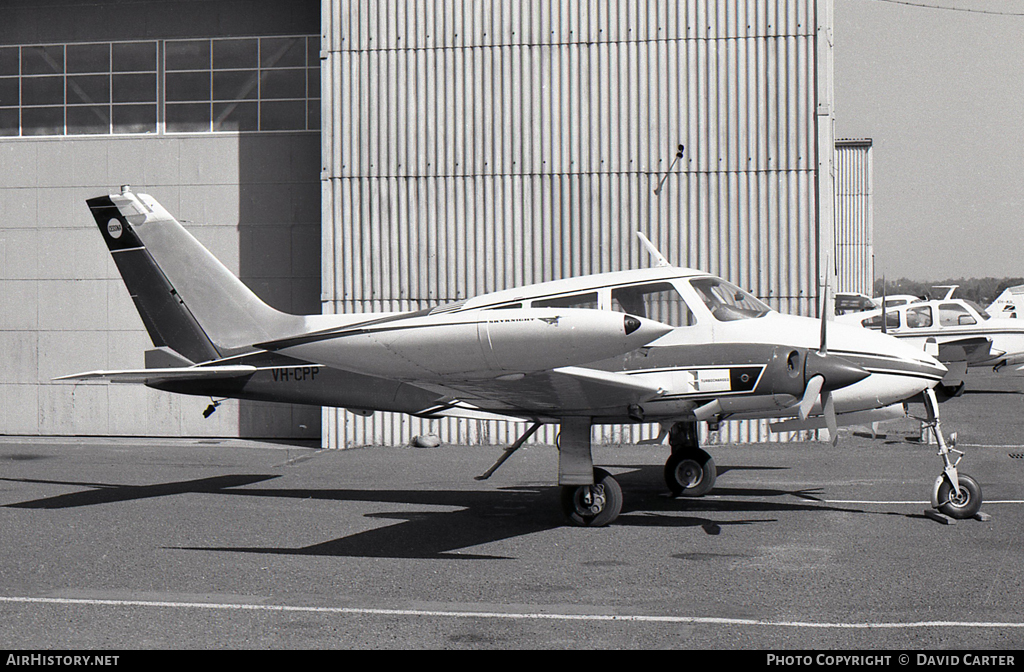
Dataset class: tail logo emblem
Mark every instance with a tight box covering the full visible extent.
[106,218,123,239]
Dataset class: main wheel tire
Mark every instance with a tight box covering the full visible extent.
[665,449,717,497]
[560,468,623,527]
[936,473,983,519]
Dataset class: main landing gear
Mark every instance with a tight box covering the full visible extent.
[552,418,717,527]
[561,468,623,527]
[555,417,624,526]
[922,387,983,519]
[664,421,716,497]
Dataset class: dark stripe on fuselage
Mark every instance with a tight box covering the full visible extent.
[256,312,479,351]
[605,343,944,400]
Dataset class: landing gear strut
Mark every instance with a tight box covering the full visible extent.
[664,421,717,497]
[922,387,983,519]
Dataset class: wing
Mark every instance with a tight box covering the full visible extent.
[413,366,665,419]
[937,337,1000,364]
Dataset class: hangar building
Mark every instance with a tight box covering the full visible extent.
[0,0,867,447]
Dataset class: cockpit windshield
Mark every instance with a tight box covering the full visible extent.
[689,277,771,321]
[965,300,991,320]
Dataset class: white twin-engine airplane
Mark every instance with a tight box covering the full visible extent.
[58,187,982,526]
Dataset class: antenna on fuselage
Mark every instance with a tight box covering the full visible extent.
[636,231,672,268]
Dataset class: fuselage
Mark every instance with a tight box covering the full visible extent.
[220,265,945,425]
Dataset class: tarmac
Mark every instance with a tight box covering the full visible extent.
[0,370,1022,650]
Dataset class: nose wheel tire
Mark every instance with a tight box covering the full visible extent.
[665,449,716,497]
[561,468,623,527]
[936,473,982,519]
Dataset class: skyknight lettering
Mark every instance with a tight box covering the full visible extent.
[271,366,320,383]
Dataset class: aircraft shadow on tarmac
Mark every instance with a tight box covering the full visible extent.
[1,465,907,560]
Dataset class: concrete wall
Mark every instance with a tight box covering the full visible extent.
[0,133,322,437]
[0,0,322,438]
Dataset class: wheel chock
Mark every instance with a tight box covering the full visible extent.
[924,509,992,524]
[924,509,956,525]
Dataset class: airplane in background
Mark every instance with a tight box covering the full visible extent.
[834,292,924,316]
[988,285,1024,319]
[56,187,980,525]
[837,285,1024,395]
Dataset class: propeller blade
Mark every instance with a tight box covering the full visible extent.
[798,374,825,420]
[819,255,831,355]
[823,390,839,446]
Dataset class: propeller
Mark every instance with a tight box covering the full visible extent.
[795,259,856,446]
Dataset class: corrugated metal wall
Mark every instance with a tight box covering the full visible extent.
[834,139,873,296]
[320,0,834,448]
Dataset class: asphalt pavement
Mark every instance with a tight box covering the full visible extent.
[0,370,1022,650]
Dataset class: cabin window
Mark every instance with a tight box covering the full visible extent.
[906,306,932,328]
[861,312,900,330]
[939,303,976,326]
[610,282,694,327]
[533,292,599,310]
[689,277,771,321]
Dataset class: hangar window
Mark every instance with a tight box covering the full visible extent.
[0,42,158,137]
[165,35,319,133]
[0,36,318,137]
[611,282,694,327]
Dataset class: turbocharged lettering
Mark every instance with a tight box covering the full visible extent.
[271,366,320,383]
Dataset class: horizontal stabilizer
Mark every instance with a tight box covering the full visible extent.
[769,404,906,433]
[54,365,257,385]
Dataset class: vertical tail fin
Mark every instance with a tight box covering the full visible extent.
[87,188,308,358]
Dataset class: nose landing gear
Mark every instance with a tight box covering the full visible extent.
[922,387,983,520]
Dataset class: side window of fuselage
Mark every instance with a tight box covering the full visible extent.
[906,306,932,328]
[861,312,900,330]
[533,292,599,310]
[610,282,694,327]
[939,303,976,326]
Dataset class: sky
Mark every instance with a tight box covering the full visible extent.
[833,0,1024,281]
